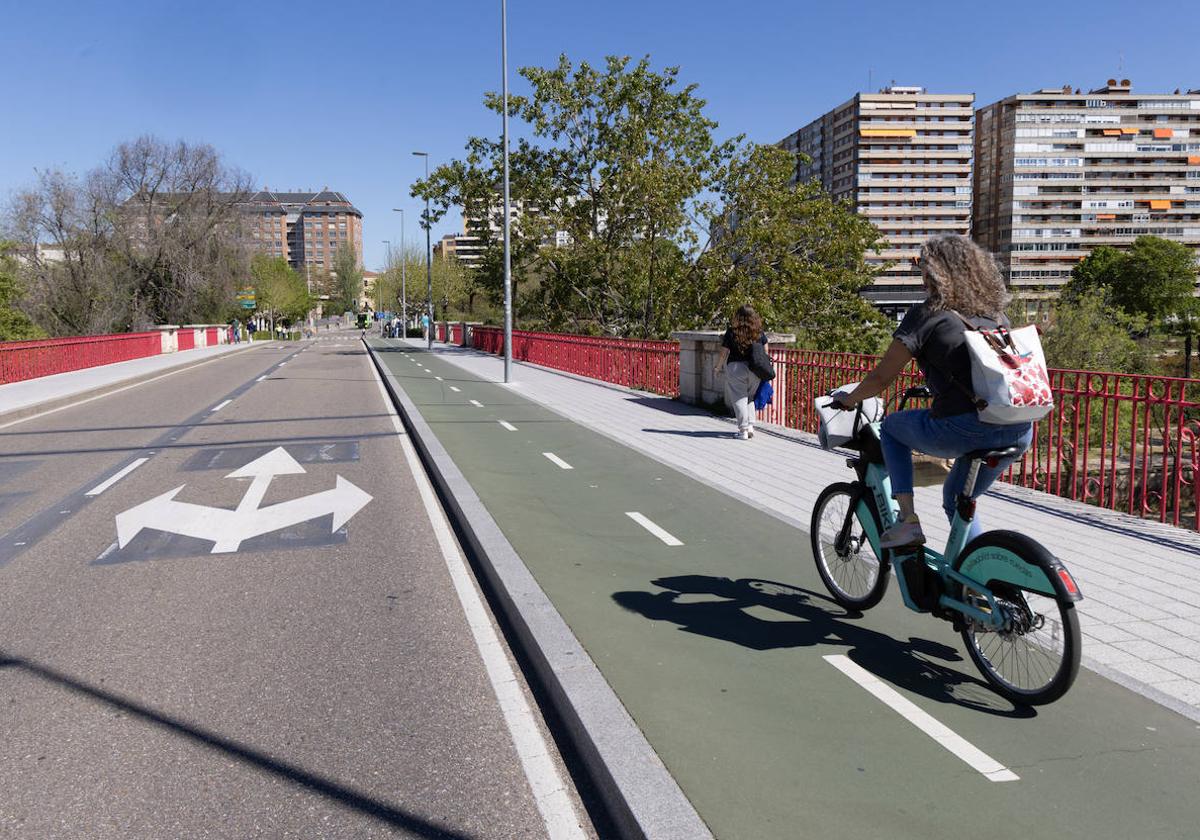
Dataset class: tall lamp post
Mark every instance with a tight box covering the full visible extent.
[392,208,406,332]
[501,0,513,382]
[381,239,391,326]
[412,151,433,349]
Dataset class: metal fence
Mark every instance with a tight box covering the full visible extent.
[767,349,1200,531]
[471,327,680,396]
[0,332,162,385]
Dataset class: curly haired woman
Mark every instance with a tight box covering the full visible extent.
[831,235,1033,548]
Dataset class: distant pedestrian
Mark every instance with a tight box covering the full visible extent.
[421,313,431,342]
[714,305,768,440]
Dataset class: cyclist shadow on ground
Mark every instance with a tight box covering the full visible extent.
[612,574,1036,718]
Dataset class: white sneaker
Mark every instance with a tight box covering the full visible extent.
[879,516,926,549]
[738,429,750,440]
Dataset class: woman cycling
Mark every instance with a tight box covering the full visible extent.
[830,234,1033,549]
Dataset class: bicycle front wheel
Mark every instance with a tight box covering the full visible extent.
[810,482,889,610]
[954,531,1081,705]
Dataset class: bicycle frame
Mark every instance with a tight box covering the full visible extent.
[844,419,1011,631]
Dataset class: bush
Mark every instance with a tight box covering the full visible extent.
[251,331,272,341]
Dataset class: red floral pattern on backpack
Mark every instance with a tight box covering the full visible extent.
[997,351,1052,408]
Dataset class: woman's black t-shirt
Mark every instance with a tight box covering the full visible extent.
[893,304,1008,418]
[722,328,767,364]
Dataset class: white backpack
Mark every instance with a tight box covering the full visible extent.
[953,313,1054,424]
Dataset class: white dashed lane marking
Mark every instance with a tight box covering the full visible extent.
[499,421,518,431]
[625,512,684,546]
[542,452,573,470]
[823,655,1019,782]
[469,400,483,407]
[85,458,150,497]
[210,399,232,412]
[449,386,461,392]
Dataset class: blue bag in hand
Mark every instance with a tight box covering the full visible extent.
[753,379,774,411]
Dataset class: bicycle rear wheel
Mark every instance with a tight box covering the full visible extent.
[810,482,889,610]
[954,531,1081,705]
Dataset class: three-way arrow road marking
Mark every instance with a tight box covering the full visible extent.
[114,447,372,554]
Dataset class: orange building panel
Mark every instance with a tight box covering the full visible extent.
[1149,200,1171,210]
[1153,128,1173,139]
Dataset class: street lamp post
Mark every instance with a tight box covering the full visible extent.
[501,0,513,383]
[381,239,391,327]
[412,152,433,349]
[392,208,406,333]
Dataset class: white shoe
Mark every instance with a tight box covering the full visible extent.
[738,429,750,440]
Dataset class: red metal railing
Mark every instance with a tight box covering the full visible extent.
[0,332,162,385]
[205,327,219,346]
[468,328,1200,529]
[766,349,1200,530]
[436,322,448,342]
[177,329,195,351]
[472,327,680,396]
[450,323,463,345]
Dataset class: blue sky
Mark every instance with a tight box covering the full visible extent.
[2,0,1198,270]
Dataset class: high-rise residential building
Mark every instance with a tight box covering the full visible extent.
[974,80,1200,302]
[242,188,364,276]
[780,86,975,316]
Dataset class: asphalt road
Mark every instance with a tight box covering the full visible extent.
[0,333,590,839]
[372,339,1200,840]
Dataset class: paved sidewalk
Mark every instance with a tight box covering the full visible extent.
[416,339,1200,720]
[0,341,263,422]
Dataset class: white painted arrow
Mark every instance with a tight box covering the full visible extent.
[114,446,372,554]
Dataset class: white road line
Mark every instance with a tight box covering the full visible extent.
[210,399,233,412]
[366,357,586,839]
[822,655,1020,782]
[85,458,150,496]
[542,452,573,470]
[499,421,518,431]
[469,399,484,407]
[625,512,684,546]
[435,376,443,381]
[449,386,461,392]
[256,375,268,382]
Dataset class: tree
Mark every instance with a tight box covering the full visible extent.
[251,255,310,328]
[1041,293,1152,374]
[332,242,363,313]
[0,242,45,340]
[6,136,254,334]
[413,54,887,349]
[1066,237,1197,325]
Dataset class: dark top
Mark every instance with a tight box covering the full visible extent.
[893,303,1007,418]
[722,327,767,364]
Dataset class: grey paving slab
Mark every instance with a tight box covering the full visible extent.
[415,340,1200,723]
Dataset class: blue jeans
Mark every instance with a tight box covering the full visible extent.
[879,409,1033,539]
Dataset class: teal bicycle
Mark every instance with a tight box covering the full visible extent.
[810,386,1083,705]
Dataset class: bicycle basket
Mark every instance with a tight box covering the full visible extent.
[815,384,883,450]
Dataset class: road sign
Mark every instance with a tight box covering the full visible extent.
[114,447,371,554]
[236,288,256,309]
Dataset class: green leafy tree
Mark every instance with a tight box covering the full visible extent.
[0,242,45,340]
[251,255,310,328]
[414,54,886,349]
[1066,237,1197,326]
[1041,293,1153,374]
[332,242,363,314]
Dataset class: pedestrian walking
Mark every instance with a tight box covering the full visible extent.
[714,305,769,440]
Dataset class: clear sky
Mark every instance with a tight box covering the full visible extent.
[2,0,1198,271]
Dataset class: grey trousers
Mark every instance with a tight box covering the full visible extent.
[724,361,760,432]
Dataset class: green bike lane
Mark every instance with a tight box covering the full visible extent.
[372,341,1200,840]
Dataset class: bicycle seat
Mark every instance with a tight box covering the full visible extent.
[965,445,1022,466]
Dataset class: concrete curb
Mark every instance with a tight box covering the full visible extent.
[0,343,260,426]
[365,340,714,840]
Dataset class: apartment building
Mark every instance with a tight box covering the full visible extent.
[243,188,364,276]
[780,86,975,316]
[974,80,1200,300]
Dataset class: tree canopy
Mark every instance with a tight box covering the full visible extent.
[0,242,45,340]
[413,54,888,350]
[1065,236,1198,326]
